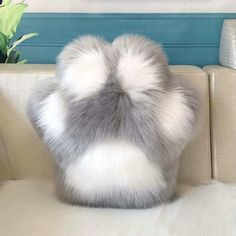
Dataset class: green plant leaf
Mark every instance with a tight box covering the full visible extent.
[0,32,9,55]
[17,59,27,64]
[0,2,27,39]
[6,49,20,63]
[7,32,38,57]
[2,0,12,5]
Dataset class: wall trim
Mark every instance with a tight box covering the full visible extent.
[16,13,236,66]
[23,13,236,19]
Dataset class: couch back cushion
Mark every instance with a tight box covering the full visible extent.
[0,65,55,181]
[0,65,211,185]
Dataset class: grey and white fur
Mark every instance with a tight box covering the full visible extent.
[27,34,236,235]
[28,34,198,209]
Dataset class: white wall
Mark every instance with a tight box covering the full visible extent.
[19,0,236,13]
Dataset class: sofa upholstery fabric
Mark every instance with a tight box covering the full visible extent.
[0,64,211,184]
[204,65,236,182]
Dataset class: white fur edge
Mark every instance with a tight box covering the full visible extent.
[158,90,195,142]
[116,52,160,100]
[36,91,66,139]
[65,140,166,201]
[60,50,108,100]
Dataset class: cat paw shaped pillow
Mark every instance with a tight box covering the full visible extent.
[28,34,198,209]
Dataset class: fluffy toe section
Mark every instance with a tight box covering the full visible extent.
[113,35,170,100]
[57,35,112,100]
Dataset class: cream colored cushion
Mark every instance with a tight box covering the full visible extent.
[204,65,236,182]
[170,66,211,184]
[0,64,211,185]
[0,65,55,180]
[0,179,193,236]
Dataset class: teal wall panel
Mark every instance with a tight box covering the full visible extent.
[15,13,236,66]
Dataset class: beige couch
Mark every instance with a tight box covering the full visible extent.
[0,64,235,235]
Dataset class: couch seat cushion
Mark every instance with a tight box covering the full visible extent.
[0,180,193,236]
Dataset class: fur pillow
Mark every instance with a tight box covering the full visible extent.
[28,35,198,209]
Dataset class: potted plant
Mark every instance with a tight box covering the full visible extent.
[0,0,38,63]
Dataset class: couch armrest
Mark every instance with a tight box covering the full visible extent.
[204,65,236,182]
